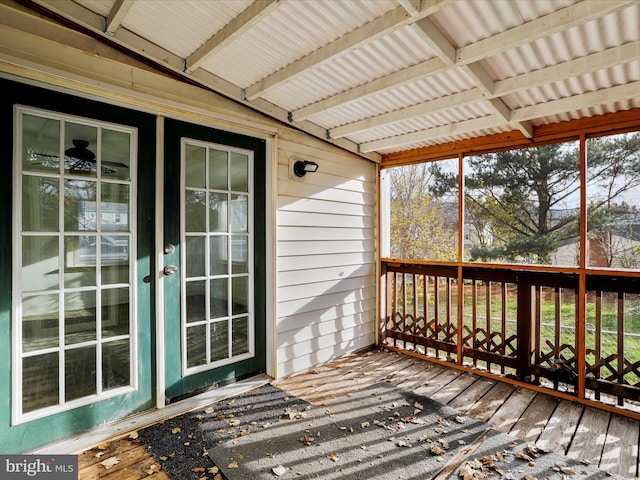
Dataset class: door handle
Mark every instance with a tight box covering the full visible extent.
[163,264,178,276]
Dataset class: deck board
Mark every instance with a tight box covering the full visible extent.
[466,381,517,422]
[566,406,610,464]
[488,386,537,433]
[429,372,478,404]
[508,393,559,444]
[79,443,166,480]
[413,366,464,398]
[447,376,497,412]
[308,351,407,403]
[535,399,584,454]
[395,362,448,390]
[600,414,639,478]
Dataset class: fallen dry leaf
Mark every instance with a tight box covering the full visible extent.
[299,436,315,445]
[414,401,423,410]
[97,441,110,450]
[193,467,206,473]
[394,438,412,448]
[430,445,446,455]
[129,431,139,440]
[208,466,219,474]
[272,465,287,476]
[205,407,215,414]
[214,474,222,480]
[100,457,120,469]
[171,427,181,434]
[328,453,339,462]
[515,450,534,462]
[228,461,239,469]
[145,464,160,475]
[229,419,241,427]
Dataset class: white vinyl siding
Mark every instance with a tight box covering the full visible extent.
[275,133,377,377]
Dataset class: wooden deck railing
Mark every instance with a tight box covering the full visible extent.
[380,260,640,416]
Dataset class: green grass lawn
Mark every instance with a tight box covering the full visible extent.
[393,280,640,385]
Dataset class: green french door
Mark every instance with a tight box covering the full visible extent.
[1,79,156,453]
[163,119,266,401]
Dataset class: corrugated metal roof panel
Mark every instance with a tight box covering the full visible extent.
[50,0,640,159]
[260,27,438,112]
[200,0,397,88]
[121,0,250,58]
[429,0,579,48]
[303,69,479,129]
[484,4,640,82]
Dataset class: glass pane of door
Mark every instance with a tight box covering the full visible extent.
[182,141,253,375]
[14,107,136,422]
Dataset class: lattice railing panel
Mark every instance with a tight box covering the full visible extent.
[382,262,640,413]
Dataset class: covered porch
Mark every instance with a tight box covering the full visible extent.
[2,0,640,466]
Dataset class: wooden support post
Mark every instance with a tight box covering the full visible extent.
[516,274,535,381]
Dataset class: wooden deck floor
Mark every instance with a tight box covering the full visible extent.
[274,348,640,479]
[78,348,640,479]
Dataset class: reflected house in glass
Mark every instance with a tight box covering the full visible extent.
[74,201,129,265]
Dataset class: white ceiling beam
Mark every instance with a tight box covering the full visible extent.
[397,0,422,16]
[457,0,635,64]
[31,0,104,31]
[511,81,640,123]
[360,80,640,153]
[105,0,133,36]
[330,88,484,139]
[494,39,640,97]
[409,17,535,138]
[360,115,504,153]
[290,0,634,124]
[291,57,448,122]
[185,0,279,73]
[244,6,412,101]
[411,17,456,65]
[515,120,535,139]
[460,63,494,96]
[329,40,640,139]
[244,0,453,102]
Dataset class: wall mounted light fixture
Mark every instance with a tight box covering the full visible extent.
[293,160,319,177]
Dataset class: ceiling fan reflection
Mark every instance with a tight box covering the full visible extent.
[33,139,129,175]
